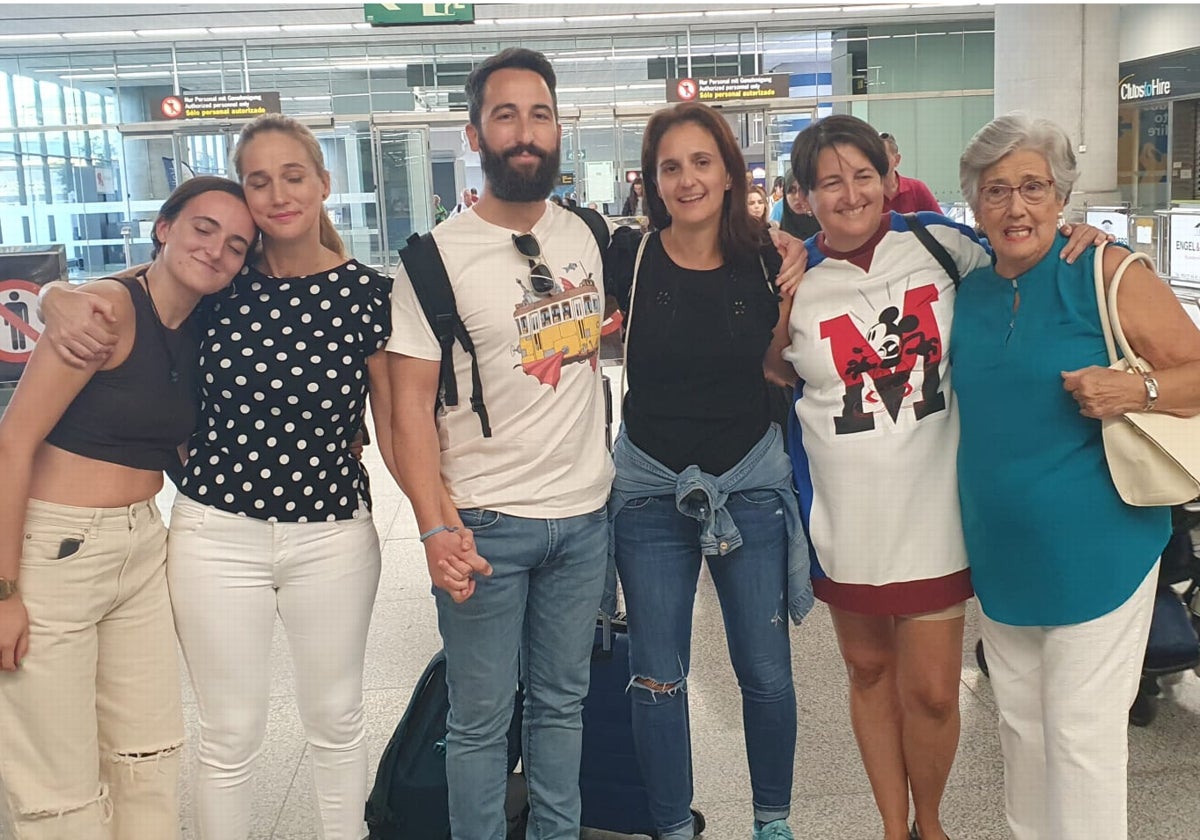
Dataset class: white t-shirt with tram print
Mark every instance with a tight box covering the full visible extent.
[387,203,613,519]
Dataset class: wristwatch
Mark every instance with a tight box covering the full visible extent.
[0,577,17,601]
[1142,374,1160,412]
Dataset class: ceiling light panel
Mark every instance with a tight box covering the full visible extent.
[135,28,208,38]
[281,24,355,33]
[207,26,282,36]
[63,30,138,40]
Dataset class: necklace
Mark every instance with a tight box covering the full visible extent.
[138,270,181,384]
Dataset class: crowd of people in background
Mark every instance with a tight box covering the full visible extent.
[2,42,1199,840]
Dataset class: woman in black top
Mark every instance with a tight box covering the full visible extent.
[778,170,822,240]
[0,178,256,839]
[45,115,395,840]
[605,102,810,840]
[622,175,646,216]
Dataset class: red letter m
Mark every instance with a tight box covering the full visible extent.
[817,284,946,435]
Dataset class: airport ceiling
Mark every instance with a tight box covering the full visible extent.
[0,2,994,52]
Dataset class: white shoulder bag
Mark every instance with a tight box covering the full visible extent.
[1094,242,1200,506]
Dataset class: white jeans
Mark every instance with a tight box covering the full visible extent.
[979,560,1158,840]
[167,495,381,840]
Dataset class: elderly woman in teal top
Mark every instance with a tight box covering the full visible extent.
[952,113,1200,840]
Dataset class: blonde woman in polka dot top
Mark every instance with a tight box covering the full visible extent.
[175,115,395,840]
[41,115,395,840]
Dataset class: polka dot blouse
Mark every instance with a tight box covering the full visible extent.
[179,261,392,523]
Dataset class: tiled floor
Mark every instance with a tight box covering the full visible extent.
[6,437,1200,839]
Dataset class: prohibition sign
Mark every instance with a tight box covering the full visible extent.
[0,279,45,364]
[161,95,184,119]
[676,79,698,101]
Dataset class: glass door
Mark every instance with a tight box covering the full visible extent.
[766,108,816,188]
[118,130,180,267]
[615,113,650,219]
[178,130,236,179]
[372,125,431,262]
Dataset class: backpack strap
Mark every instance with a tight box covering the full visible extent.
[904,213,960,289]
[565,205,611,254]
[398,232,493,438]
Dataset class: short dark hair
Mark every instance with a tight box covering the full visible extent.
[641,102,768,260]
[152,176,248,258]
[465,47,558,128]
[790,114,889,194]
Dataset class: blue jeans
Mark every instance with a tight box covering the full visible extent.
[435,506,608,840]
[614,491,796,838]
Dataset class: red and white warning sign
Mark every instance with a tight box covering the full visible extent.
[675,79,698,101]
[0,279,45,364]
[161,95,184,120]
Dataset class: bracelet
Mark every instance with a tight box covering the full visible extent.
[1142,374,1159,412]
[419,525,459,543]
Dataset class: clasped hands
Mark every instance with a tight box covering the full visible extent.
[424,528,492,603]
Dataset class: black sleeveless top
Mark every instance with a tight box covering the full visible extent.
[45,275,200,473]
[608,231,782,475]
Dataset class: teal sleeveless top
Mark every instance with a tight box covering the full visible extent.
[952,235,1168,626]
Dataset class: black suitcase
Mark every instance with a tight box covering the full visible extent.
[580,615,705,837]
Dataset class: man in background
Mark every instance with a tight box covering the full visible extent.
[880,131,942,214]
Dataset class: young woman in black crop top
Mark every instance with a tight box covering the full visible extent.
[605,103,810,840]
[43,114,395,840]
[0,177,256,839]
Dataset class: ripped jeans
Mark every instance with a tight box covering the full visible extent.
[614,492,795,839]
[0,499,183,840]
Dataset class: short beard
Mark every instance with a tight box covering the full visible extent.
[478,136,561,203]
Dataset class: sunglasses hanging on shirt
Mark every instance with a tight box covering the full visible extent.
[512,232,555,296]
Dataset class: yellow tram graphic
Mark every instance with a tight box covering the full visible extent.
[514,281,602,387]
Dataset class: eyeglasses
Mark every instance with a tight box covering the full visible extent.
[512,232,555,296]
[979,178,1056,208]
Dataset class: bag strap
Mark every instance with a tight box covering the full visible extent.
[565,205,611,254]
[1092,240,1158,374]
[399,232,492,437]
[904,213,960,288]
[618,234,652,400]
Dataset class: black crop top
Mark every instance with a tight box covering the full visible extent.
[45,275,200,473]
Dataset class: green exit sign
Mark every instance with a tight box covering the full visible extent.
[364,3,475,25]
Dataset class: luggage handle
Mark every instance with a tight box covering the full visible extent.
[592,611,616,662]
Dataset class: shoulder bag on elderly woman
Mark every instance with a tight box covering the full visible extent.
[1094,241,1200,506]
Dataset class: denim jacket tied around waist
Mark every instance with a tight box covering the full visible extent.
[604,422,814,625]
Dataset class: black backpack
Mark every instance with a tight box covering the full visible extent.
[365,650,527,839]
[397,205,611,438]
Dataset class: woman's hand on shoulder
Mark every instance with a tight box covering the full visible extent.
[769,228,808,297]
[1057,222,1112,264]
[40,278,126,368]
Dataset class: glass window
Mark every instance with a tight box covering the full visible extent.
[0,72,12,130]
[12,75,37,127]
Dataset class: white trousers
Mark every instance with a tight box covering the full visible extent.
[167,495,381,840]
[979,560,1158,840]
